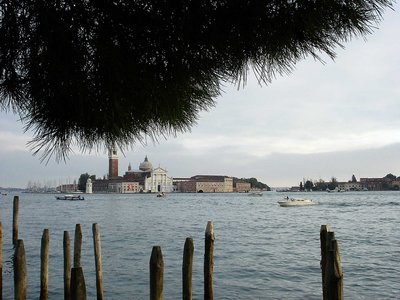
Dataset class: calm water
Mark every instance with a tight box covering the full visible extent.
[0,191,399,299]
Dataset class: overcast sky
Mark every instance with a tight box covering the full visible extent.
[1,5,399,189]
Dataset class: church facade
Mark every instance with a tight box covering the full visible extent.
[145,166,174,193]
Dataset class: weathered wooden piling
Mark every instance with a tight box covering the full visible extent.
[320,224,330,295]
[40,229,49,300]
[204,221,214,300]
[321,226,343,300]
[150,246,164,300]
[74,224,82,268]
[70,267,87,300]
[182,237,194,300]
[325,234,343,300]
[92,223,104,300]
[0,222,3,300]
[64,231,71,300]
[13,196,19,245]
[14,239,27,300]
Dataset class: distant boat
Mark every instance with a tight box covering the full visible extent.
[156,192,165,198]
[326,187,345,193]
[248,191,263,196]
[56,194,84,200]
[278,197,316,207]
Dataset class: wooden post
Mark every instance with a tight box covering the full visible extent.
[0,222,3,300]
[40,229,49,300]
[70,267,87,300]
[14,239,27,300]
[64,231,71,300]
[324,231,335,300]
[182,237,194,300]
[323,230,343,300]
[332,239,343,300]
[325,236,343,300]
[320,224,330,298]
[13,196,19,245]
[92,223,104,300]
[74,224,82,268]
[150,246,164,300]
[204,221,214,300]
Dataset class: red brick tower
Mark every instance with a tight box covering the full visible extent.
[108,145,118,179]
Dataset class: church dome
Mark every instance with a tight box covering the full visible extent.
[139,156,153,172]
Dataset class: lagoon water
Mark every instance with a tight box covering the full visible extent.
[0,191,399,299]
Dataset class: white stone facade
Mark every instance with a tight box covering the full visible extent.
[86,178,93,194]
[145,167,174,193]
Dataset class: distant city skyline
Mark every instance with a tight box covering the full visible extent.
[1,3,399,189]
[2,145,399,190]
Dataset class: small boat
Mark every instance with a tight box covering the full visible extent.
[56,194,84,200]
[248,191,263,196]
[156,192,165,198]
[326,187,345,193]
[278,197,316,207]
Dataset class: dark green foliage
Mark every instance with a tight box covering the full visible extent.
[78,173,90,192]
[384,173,396,181]
[233,177,269,190]
[304,180,313,191]
[314,180,328,191]
[327,177,338,190]
[0,1,393,160]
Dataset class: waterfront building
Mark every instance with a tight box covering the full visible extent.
[122,181,141,193]
[174,178,196,193]
[337,177,399,191]
[57,183,78,193]
[108,180,123,193]
[107,181,141,193]
[337,181,362,191]
[290,186,301,192]
[359,177,392,191]
[235,181,251,193]
[390,180,400,189]
[92,177,109,193]
[175,175,233,193]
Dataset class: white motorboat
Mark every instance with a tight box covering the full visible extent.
[56,194,84,200]
[278,197,316,207]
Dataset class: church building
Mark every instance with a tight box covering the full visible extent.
[91,147,173,193]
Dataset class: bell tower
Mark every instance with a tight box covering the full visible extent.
[108,144,119,179]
